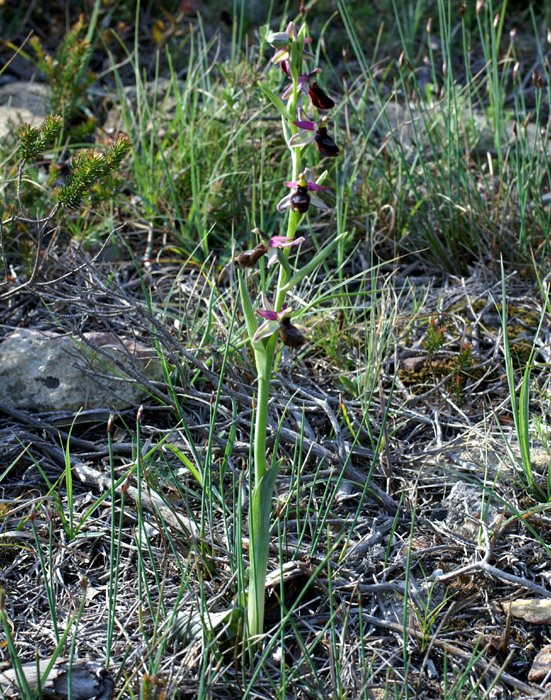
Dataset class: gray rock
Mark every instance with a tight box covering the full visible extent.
[0,82,49,141]
[442,482,503,542]
[0,329,159,412]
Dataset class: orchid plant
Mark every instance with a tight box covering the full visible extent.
[237,21,345,645]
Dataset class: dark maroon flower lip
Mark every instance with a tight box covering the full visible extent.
[308,81,335,110]
[314,127,339,157]
[278,317,307,348]
[290,185,311,213]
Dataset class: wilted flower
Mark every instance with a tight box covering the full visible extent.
[236,243,268,268]
[277,169,329,213]
[289,115,339,157]
[237,230,305,268]
[254,228,305,267]
[308,81,335,110]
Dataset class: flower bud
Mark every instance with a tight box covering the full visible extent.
[268,32,291,48]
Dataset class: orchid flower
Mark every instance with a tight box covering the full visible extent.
[281,69,320,99]
[276,169,329,213]
[253,300,306,348]
[253,228,305,267]
[289,115,340,156]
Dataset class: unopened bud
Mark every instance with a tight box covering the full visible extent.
[524,113,532,130]
[513,62,519,81]
[107,414,115,434]
[548,28,551,45]
[476,0,484,15]
[342,46,349,63]
[399,50,405,69]
[268,32,291,49]
[510,28,516,42]
[512,121,517,137]
[80,575,88,591]
[442,61,447,79]
[546,57,550,74]
[460,3,467,17]
[493,13,499,30]
[426,17,432,34]
[136,405,144,422]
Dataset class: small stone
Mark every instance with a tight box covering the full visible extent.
[528,644,551,682]
[505,599,551,625]
[441,482,503,542]
[0,82,49,141]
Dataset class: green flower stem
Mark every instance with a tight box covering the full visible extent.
[247,338,276,640]
[246,52,304,645]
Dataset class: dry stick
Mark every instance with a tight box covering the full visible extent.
[434,518,551,598]
[349,609,537,696]
[74,462,199,539]
[0,399,132,453]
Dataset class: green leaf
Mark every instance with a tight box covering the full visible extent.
[238,271,264,352]
[258,83,292,121]
[281,232,348,293]
[162,444,203,486]
[248,462,280,635]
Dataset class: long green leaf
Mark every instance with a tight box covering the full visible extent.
[238,271,264,353]
[281,232,348,294]
[162,444,203,486]
[258,83,292,121]
[247,462,280,639]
